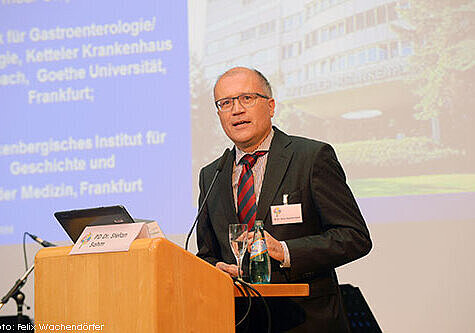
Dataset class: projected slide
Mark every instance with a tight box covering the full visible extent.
[0,0,191,244]
[190,0,475,224]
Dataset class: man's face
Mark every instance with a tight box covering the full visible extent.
[214,70,275,152]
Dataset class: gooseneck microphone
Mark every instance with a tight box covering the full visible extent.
[26,232,57,247]
[185,148,231,251]
[0,232,56,310]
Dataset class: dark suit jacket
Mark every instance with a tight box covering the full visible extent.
[197,127,372,332]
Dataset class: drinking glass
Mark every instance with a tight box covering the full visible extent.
[228,224,248,280]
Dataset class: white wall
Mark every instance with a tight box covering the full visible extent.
[337,219,475,332]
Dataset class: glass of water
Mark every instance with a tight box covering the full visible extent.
[228,224,248,280]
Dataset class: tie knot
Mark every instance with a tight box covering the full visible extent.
[239,151,267,169]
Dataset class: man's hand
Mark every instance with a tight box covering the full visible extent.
[247,230,284,262]
[216,262,240,277]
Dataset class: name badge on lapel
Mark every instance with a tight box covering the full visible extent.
[271,194,303,225]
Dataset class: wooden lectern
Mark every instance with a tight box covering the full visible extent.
[35,238,234,332]
[35,238,309,332]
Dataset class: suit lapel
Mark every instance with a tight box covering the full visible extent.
[220,147,240,225]
[256,128,293,224]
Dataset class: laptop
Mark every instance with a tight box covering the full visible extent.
[54,205,135,242]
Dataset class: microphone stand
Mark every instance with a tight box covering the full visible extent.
[0,264,34,318]
[184,148,230,251]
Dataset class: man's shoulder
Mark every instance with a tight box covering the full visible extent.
[201,155,223,172]
[199,150,232,178]
[275,128,330,152]
[289,134,327,148]
[272,128,340,165]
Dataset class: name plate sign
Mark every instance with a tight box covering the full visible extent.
[69,222,148,255]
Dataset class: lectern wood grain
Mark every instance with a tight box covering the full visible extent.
[35,238,235,333]
[234,283,309,297]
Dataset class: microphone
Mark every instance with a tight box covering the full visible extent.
[185,148,231,251]
[27,233,56,247]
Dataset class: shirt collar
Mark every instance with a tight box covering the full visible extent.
[235,128,274,165]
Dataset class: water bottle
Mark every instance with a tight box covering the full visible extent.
[249,220,271,284]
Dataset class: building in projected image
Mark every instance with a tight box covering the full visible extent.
[202,0,469,179]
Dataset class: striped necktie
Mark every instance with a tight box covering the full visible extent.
[237,151,267,231]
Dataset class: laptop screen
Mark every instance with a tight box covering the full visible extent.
[54,205,135,242]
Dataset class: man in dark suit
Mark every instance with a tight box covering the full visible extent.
[196,67,372,332]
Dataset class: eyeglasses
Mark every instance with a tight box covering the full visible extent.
[215,93,270,112]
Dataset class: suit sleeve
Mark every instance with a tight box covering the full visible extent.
[285,144,372,277]
[195,168,221,266]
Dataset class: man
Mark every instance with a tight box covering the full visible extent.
[196,67,372,332]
